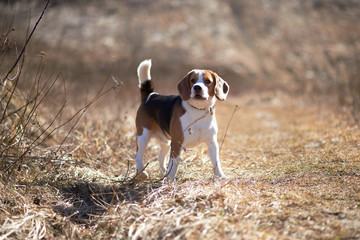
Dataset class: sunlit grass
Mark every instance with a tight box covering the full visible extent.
[1,91,359,239]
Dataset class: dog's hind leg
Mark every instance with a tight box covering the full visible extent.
[135,128,151,180]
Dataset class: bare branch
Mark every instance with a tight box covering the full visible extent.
[0,0,51,84]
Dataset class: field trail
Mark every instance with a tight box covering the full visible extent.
[214,93,359,179]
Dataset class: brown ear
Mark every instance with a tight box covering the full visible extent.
[213,72,229,101]
[177,71,192,101]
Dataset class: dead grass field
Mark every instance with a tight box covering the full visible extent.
[1,1,359,238]
[1,90,359,239]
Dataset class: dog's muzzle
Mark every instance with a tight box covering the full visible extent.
[193,85,205,99]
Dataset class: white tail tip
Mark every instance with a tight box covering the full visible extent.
[137,59,152,86]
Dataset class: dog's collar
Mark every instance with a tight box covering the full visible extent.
[187,102,215,115]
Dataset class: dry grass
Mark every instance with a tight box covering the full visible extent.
[1,89,359,239]
[0,1,359,238]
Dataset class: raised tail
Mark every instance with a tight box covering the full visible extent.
[137,59,154,103]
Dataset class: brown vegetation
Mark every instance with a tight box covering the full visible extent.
[1,0,359,239]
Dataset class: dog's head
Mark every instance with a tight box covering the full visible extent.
[177,70,229,108]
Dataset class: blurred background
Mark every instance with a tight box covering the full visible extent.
[1,0,359,111]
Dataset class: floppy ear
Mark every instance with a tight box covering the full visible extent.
[177,71,192,101]
[213,72,229,101]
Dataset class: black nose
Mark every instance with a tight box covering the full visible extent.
[194,85,202,92]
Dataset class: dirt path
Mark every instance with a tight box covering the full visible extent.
[217,93,359,178]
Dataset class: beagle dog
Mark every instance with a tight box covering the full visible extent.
[135,59,229,182]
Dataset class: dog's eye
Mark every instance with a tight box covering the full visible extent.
[191,79,197,84]
[205,79,211,84]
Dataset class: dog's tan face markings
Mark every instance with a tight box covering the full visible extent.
[202,70,216,97]
[177,70,229,102]
[178,70,211,100]
[177,70,229,111]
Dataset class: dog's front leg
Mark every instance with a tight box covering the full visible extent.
[207,140,226,178]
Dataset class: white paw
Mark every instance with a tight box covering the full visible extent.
[215,170,228,179]
[135,171,149,181]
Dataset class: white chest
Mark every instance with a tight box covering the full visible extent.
[180,102,218,148]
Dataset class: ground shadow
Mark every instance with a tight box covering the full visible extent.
[52,180,163,221]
